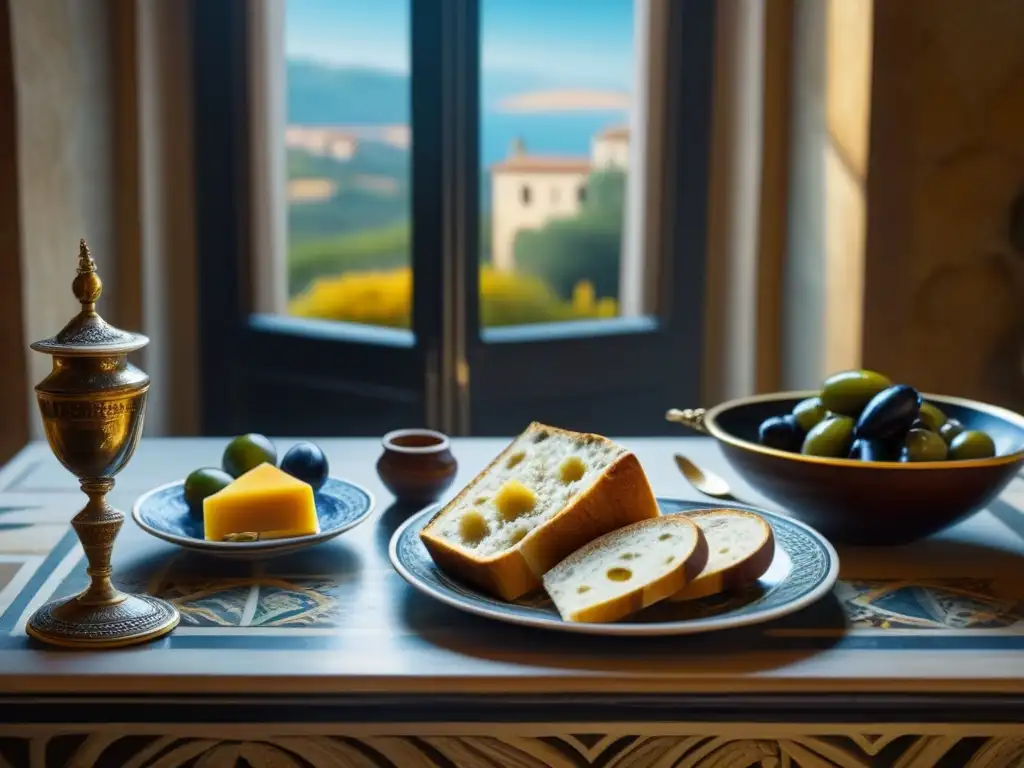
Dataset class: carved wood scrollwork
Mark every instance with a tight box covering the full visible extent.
[1,728,1023,767]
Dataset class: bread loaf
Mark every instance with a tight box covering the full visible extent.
[419,422,660,601]
[542,516,708,622]
[668,508,775,602]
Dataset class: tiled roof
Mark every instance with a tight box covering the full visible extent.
[491,155,591,174]
[597,125,629,140]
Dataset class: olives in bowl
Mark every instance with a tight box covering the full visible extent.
[667,375,1024,545]
[756,370,997,464]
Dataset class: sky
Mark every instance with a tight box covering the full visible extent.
[284,0,634,89]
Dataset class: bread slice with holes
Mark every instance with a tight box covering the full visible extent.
[542,516,708,623]
[667,508,775,602]
[419,422,661,601]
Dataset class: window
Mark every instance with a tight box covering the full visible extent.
[279,0,412,332]
[481,0,633,329]
[193,0,714,437]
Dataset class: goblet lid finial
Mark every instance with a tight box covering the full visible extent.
[72,239,103,312]
[29,238,149,356]
[77,238,93,270]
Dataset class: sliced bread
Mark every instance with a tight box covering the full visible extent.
[419,422,660,601]
[667,508,775,602]
[542,516,709,623]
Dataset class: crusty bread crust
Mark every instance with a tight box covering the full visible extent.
[667,508,775,602]
[419,422,661,601]
[545,516,709,623]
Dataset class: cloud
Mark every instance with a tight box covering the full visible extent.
[496,89,630,114]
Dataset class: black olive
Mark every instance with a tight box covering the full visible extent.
[848,438,899,462]
[280,442,330,490]
[758,414,804,453]
[854,384,922,441]
[939,418,965,445]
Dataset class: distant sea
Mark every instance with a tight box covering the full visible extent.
[285,60,629,168]
[480,109,627,168]
[299,110,628,168]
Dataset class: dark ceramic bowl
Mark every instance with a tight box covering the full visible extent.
[376,428,458,507]
[675,391,1024,545]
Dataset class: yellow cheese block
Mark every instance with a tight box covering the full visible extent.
[203,462,319,542]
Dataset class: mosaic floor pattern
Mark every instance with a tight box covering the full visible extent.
[36,546,1024,632]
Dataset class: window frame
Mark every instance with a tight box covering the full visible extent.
[192,0,716,437]
[192,0,446,436]
[458,0,717,435]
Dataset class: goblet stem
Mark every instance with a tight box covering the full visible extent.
[71,477,125,606]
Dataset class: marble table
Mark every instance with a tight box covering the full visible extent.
[0,437,1023,767]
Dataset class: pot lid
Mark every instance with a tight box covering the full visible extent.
[30,240,149,356]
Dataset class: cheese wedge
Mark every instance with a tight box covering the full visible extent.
[203,462,319,542]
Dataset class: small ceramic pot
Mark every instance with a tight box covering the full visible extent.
[376,429,458,506]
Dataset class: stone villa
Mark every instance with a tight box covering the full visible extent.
[490,126,629,272]
[285,126,358,161]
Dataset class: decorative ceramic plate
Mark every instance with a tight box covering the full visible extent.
[132,478,375,559]
[389,498,839,636]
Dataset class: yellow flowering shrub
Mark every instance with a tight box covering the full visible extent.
[288,266,618,328]
[572,280,595,313]
[289,268,413,327]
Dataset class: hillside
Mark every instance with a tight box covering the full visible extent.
[287,61,408,125]
[286,59,566,125]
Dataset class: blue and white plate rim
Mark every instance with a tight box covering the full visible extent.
[131,476,376,551]
[389,498,841,636]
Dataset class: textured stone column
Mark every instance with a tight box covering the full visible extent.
[862,0,1024,412]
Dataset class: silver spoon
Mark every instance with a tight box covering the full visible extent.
[673,454,742,503]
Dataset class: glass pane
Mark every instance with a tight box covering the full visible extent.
[283,0,411,329]
[480,0,636,329]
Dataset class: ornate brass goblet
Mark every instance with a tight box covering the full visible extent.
[26,240,179,648]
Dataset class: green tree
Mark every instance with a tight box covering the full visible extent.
[513,170,626,300]
[288,223,409,296]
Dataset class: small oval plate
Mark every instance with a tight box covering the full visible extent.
[389,498,839,636]
[132,478,375,559]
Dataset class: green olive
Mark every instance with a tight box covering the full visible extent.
[917,402,947,432]
[820,369,893,417]
[222,433,277,478]
[949,430,996,460]
[901,428,948,462]
[938,418,965,445]
[183,467,234,517]
[792,397,828,433]
[801,415,856,458]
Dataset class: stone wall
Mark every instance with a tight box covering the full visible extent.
[864,0,1024,412]
[0,0,26,463]
[8,0,118,439]
[3,0,198,443]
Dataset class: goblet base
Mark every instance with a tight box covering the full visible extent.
[26,591,180,649]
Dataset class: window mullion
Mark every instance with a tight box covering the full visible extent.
[435,0,479,437]
[411,0,449,431]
